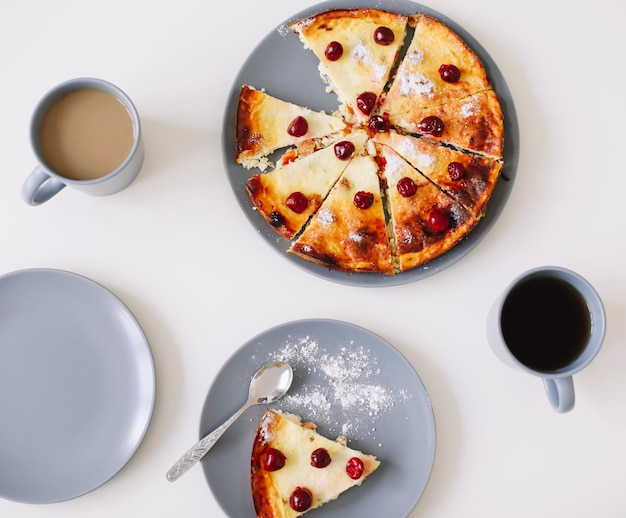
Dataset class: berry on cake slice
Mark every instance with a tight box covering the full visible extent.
[251,409,380,517]
[236,85,347,171]
[289,9,408,123]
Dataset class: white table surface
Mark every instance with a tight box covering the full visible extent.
[2,0,625,516]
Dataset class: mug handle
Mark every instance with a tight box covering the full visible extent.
[21,166,66,206]
[542,376,575,413]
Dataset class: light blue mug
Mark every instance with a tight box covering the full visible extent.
[487,266,606,413]
[22,77,144,206]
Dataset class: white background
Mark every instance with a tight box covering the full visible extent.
[1,0,625,516]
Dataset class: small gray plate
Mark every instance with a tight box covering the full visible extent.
[200,318,436,517]
[0,269,155,504]
[221,0,520,287]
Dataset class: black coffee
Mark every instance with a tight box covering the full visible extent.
[500,275,591,372]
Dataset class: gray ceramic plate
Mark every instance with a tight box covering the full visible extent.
[0,269,155,503]
[222,0,519,287]
[200,319,436,517]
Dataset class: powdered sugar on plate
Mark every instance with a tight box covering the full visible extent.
[259,334,411,441]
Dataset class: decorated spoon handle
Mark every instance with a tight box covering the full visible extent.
[166,402,251,482]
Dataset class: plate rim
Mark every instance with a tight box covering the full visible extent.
[221,0,519,287]
[200,317,437,517]
[0,267,156,504]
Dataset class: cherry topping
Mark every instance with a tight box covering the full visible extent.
[418,116,444,137]
[287,116,308,137]
[374,26,395,45]
[334,140,355,160]
[310,448,332,468]
[325,41,344,61]
[428,208,451,233]
[269,211,285,228]
[346,457,365,480]
[356,92,377,116]
[397,176,418,197]
[368,114,390,133]
[447,162,466,180]
[289,487,313,512]
[262,447,286,471]
[439,64,461,83]
[286,191,309,214]
[354,191,374,209]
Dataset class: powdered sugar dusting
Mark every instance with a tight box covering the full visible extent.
[398,71,435,98]
[461,100,477,117]
[417,152,435,169]
[349,231,364,244]
[316,208,334,224]
[351,40,386,82]
[276,24,290,37]
[407,49,425,64]
[383,151,405,176]
[267,334,411,439]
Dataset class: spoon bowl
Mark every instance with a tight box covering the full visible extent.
[166,361,293,482]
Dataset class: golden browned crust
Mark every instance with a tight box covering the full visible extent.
[289,7,408,30]
[251,411,283,518]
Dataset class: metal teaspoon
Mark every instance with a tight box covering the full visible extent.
[166,361,293,482]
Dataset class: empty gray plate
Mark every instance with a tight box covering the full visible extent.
[200,318,436,517]
[0,269,155,503]
[222,0,520,287]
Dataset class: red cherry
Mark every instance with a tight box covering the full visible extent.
[325,41,344,61]
[354,191,374,209]
[310,448,331,468]
[447,162,466,180]
[397,177,417,197]
[356,92,377,116]
[438,64,461,83]
[374,26,394,45]
[286,191,309,214]
[262,447,286,471]
[418,116,444,137]
[368,114,390,133]
[287,116,308,137]
[334,141,355,160]
[428,208,450,232]
[346,457,364,480]
[289,487,312,512]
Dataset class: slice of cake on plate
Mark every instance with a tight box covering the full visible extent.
[288,151,396,274]
[251,409,380,517]
[236,85,347,171]
[289,9,408,123]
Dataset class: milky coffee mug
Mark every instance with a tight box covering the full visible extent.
[487,266,605,413]
[22,77,144,206]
